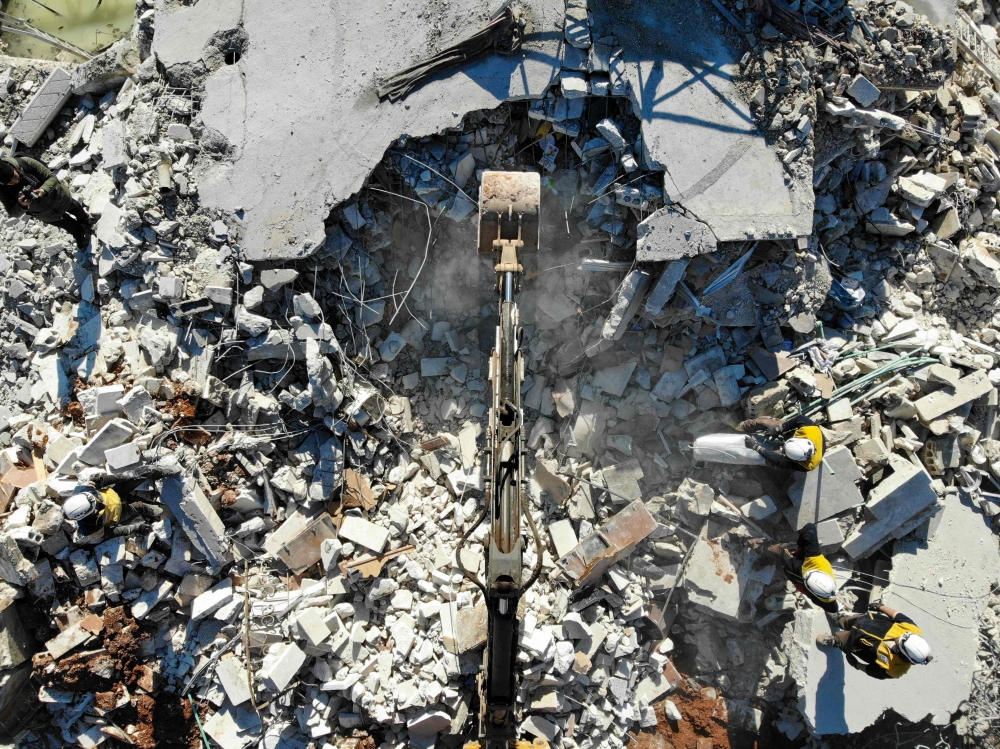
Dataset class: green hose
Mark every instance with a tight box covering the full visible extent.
[188,694,211,749]
[795,355,937,418]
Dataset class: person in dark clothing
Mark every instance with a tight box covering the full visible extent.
[817,604,933,679]
[0,155,92,248]
[63,466,174,538]
[760,522,840,614]
[739,413,825,471]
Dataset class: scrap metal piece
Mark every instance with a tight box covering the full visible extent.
[556,499,656,587]
[377,6,523,103]
[339,544,416,579]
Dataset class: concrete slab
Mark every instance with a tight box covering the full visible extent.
[9,68,73,147]
[786,446,865,531]
[160,475,232,570]
[914,369,994,423]
[842,456,939,559]
[590,0,812,243]
[683,538,774,621]
[636,209,717,261]
[790,496,999,735]
[156,0,562,260]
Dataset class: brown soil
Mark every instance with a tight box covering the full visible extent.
[166,397,197,419]
[104,606,146,682]
[33,607,148,693]
[634,682,732,749]
[63,400,85,426]
[152,693,204,749]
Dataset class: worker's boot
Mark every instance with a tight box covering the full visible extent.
[815,634,837,649]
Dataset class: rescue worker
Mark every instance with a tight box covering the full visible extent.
[740,413,824,471]
[816,602,933,679]
[761,522,839,614]
[0,155,93,249]
[63,465,175,538]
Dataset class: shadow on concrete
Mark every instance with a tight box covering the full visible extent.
[815,645,849,734]
[590,0,756,135]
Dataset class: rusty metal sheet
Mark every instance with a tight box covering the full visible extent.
[556,499,656,587]
[339,544,415,579]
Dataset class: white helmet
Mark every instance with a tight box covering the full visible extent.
[64,487,99,521]
[784,438,816,463]
[898,633,932,664]
[804,570,837,600]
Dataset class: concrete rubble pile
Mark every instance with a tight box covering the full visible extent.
[0,0,997,747]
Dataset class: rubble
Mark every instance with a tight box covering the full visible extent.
[0,0,995,746]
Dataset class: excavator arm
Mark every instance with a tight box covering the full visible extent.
[459,171,543,748]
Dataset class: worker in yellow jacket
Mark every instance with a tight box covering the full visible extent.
[740,413,824,471]
[761,522,840,614]
[817,603,933,678]
[63,466,175,538]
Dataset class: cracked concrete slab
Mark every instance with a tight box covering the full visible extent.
[790,495,1000,735]
[636,208,717,261]
[590,0,813,244]
[155,0,562,261]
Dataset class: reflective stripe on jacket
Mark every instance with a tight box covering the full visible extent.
[853,614,922,678]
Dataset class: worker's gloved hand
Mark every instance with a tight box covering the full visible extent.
[744,435,757,449]
[867,600,883,613]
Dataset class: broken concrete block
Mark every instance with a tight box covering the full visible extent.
[786,446,864,530]
[260,269,298,291]
[713,365,743,407]
[815,518,844,547]
[846,74,880,107]
[842,457,938,558]
[191,579,233,620]
[600,459,644,503]
[339,515,389,553]
[216,656,253,706]
[78,419,134,466]
[262,512,338,572]
[94,384,125,415]
[742,495,777,521]
[160,476,231,570]
[602,270,652,341]
[9,68,72,147]
[685,539,773,621]
[564,0,591,49]
[645,259,690,315]
[261,642,306,693]
[593,361,636,397]
[408,710,453,737]
[533,459,571,503]
[104,442,140,471]
[914,370,994,423]
[826,398,853,423]
[637,208,717,261]
[421,358,451,377]
[548,518,578,559]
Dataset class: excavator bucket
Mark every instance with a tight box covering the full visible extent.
[478,170,541,253]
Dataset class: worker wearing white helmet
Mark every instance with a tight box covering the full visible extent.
[64,465,176,539]
[740,413,825,472]
[817,603,933,679]
[761,522,840,614]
